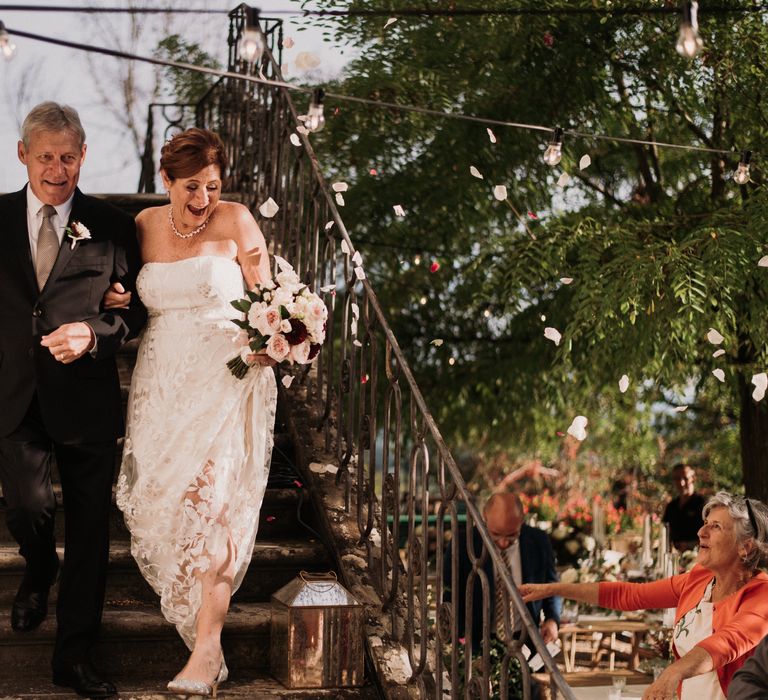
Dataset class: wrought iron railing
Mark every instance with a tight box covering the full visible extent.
[139,5,575,699]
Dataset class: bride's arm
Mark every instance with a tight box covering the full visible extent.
[233,204,270,289]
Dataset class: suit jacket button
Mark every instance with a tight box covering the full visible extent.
[33,307,42,317]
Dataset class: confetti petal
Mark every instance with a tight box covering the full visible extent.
[296,125,309,136]
[369,168,378,176]
[566,416,588,441]
[353,339,363,347]
[431,339,444,347]
[712,349,725,358]
[470,165,484,179]
[384,17,397,28]
[335,192,345,206]
[527,211,538,219]
[544,327,561,346]
[295,51,321,70]
[618,375,629,393]
[430,261,440,273]
[393,204,405,217]
[752,373,768,402]
[281,375,294,388]
[759,255,768,267]
[560,277,573,285]
[712,368,725,382]
[352,251,363,265]
[493,185,507,201]
[579,154,591,170]
[557,172,571,187]
[283,37,295,49]
[289,133,301,147]
[487,128,497,144]
[320,284,335,292]
[332,182,349,192]
[324,220,335,231]
[707,328,724,345]
[258,197,279,218]
[354,266,366,280]
[341,239,351,255]
[673,405,688,413]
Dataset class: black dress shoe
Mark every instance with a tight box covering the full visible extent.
[10,554,59,632]
[52,662,117,698]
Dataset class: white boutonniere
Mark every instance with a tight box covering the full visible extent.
[65,220,91,250]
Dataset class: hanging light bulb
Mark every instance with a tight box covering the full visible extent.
[305,88,326,133]
[237,6,265,64]
[543,127,564,167]
[0,21,16,61]
[733,150,752,185]
[675,1,703,59]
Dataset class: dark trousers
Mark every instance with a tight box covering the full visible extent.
[0,394,115,668]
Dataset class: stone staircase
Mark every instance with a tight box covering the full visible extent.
[0,195,382,699]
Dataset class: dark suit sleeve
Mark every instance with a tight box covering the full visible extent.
[727,637,768,699]
[540,531,562,625]
[83,210,146,359]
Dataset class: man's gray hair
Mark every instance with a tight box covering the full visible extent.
[21,102,86,149]
[704,491,768,571]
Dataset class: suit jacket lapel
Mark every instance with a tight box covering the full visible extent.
[10,186,39,298]
[41,188,84,294]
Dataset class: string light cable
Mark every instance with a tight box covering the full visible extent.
[2,22,756,171]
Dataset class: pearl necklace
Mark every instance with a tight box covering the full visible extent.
[168,205,211,239]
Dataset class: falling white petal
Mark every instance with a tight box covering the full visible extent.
[618,375,629,393]
[540,315,546,322]
[296,125,310,136]
[335,192,345,206]
[341,239,350,255]
[295,51,321,70]
[752,373,768,402]
[351,303,360,319]
[324,220,335,231]
[579,154,591,170]
[557,172,571,187]
[543,327,561,346]
[350,319,357,336]
[759,255,768,267]
[707,328,724,345]
[712,368,725,382]
[470,165,484,179]
[712,349,725,358]
[393,204,405,217]
[486,128,497,144]
[289,133,301,147]
[283,37,295,49]
[258,197,279,218]
[281,375,294,389]
[384,17,397,28]
[354,266,366,280]
[431,339,444,347]
[566,416,588,441]
[320,284,335,292]
[353,339,363,347]
[273,255,294,272]
[352,251,363,265]
[332,182,349,192]
[493,185,507,201]
[560,277,573,285]
[673,405,688,413]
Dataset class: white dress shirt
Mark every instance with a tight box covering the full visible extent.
[26,186,74,266]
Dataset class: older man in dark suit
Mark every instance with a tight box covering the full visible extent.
[0,101,145,697]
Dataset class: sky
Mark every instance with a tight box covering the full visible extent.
[0,1,350,193]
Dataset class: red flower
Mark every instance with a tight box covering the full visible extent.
[543,31,554,47]
[369,168,378,176]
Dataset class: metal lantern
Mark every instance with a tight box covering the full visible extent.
[270,571,365,688]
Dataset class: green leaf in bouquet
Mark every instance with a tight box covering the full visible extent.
[246,290,261,303]
[230,299,252,313]
[279,305,290,319]
[250,336,267,351]
[230,318,251,330]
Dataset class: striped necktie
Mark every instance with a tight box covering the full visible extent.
[36,204,59,290]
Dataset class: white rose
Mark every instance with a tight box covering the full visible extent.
[276,269,302,293]
[289,340,311,364]
[266,333,291,362]
[272,286,294,308]
[254,307,283,336]
[280,319,292,333]
[560,568,579,584]
[246,301,268,328]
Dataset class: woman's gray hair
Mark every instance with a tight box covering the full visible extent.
[704,491,768,571]
[21,102,86,149]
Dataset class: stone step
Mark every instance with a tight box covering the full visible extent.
[0,486,311,544]
[0,537,330,605]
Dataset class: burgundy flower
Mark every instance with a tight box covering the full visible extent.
[285,319,308,345]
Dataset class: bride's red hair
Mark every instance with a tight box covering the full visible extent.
[160,128,228,181]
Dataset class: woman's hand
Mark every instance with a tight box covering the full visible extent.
[103,281,132,310]
[519,583,555,603]
[642,665,682,699]
[246,351,276,367]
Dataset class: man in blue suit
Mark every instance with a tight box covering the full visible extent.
[444,491,561,652]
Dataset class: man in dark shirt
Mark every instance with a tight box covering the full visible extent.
[662,464,705,551]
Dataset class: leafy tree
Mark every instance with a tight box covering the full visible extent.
[155,34,221,104]
[298,0,768,497]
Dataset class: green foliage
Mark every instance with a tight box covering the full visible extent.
[155,34,220,104]
[299,0,768,489]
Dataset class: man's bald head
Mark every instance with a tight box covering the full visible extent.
[484,492,524,550]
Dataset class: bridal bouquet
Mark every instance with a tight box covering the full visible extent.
[227,256,327,379]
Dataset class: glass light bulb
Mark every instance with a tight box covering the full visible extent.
[543,143,562,167]
[238,28,264,64]
[734,163,750,185]
[675,24,703,58]
[0,29,15,61]
[306,103,325,133]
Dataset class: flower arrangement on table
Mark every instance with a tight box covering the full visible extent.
[226,256,328,378]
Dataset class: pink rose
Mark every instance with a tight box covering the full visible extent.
[290,340,311,365]
[254,307,283,336]
[266,333,291,362]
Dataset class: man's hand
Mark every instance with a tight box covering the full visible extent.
[539,618,558,644]
[41,323,95,363]
[103,281,131,310]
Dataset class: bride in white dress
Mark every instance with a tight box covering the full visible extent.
[114,129,276,696]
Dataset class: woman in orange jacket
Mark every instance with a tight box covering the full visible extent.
[520,492,768,700]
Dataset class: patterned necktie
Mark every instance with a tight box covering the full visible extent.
[495,548,511,641]
[36,204,59,290]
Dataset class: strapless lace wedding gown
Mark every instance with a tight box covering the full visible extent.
[116,255,276,648]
